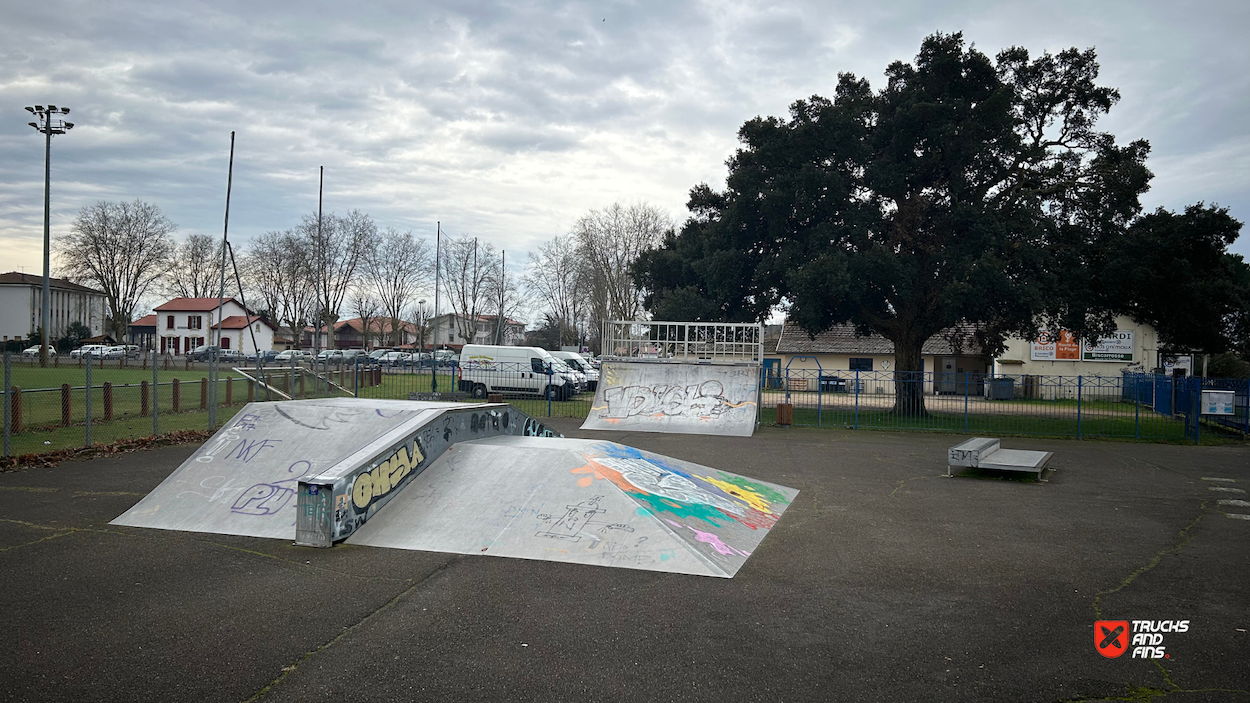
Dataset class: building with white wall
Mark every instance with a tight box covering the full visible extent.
[429,313,526,349]
[152,297,273,354]
[0,271,106,343]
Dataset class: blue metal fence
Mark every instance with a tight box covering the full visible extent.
[765,369,1249,442]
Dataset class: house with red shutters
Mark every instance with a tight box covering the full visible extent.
[152,297,276,355]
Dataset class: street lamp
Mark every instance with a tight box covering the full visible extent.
[418,299,427,355]
[26,105,74,368]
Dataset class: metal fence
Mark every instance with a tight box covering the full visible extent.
[602,320,763,362]
[764,369,1250,442]
[354,359,593,420]
[7,350,1248,459]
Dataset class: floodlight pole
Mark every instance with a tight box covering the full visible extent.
[432,221,440,392]
[26,105,73,367]
[315,166,323,358]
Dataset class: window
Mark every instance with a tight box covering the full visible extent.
[221,337,230,349]
[849,358,873,371]
[531,358,546,373]
[166,315,175,330]
[188,315,202,330]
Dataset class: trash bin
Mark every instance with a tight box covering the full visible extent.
[984,376,1015,400]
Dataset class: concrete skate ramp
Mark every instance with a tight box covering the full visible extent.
[581,362,759,437]
[111,399,557,540]
[347,436,797,577]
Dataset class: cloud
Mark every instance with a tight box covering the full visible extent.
[0,0,1245,319]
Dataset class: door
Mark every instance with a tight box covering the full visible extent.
[940,357,956,394]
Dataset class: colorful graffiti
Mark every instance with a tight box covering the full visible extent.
[571,444,786,532]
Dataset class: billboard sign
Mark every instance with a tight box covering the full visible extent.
[1082,330,1134,362]
[1031,330,1081,361]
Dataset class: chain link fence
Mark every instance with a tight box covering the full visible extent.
[6,351,1246,459]
[764,368,1250,442]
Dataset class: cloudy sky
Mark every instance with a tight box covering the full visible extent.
[2,0,1247,304]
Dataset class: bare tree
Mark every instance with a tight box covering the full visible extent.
[57,200,177,341]
[349,290,382,350]
[164,232,233,299]
[245,230,314,349]
[441,235,498,345]
[367,227,433,347]
[525,235,588,347]
[303,209,375,349]
[486,252,526,345]
[574,202,672,324]
[407,300,434,352]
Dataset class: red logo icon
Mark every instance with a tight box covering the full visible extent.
[1095,620,1130,658]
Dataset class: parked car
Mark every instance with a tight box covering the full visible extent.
[458,344,572,400]
[247,350,280,363]
[341,349,367,361]
[189,345,221,361]
[315,349,345,362]
[21,345,57,358]
[101,345,128,359]
[219,349,247,364]
[433,349,459,366]
[274,349,313,363]
[378,351,411,366]
[552,351,599,391]
[70,344,109,359]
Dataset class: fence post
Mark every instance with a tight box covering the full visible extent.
[141,380,150,416]
[226,377,233,406]
[247,378,255,403]
[2,352,9,457]
[1134,375,1140,439]
[547,367,553,417]
[854,370,860,430]
[173,378,181,413]
[103,382,113,422]
[963,371,970,434]
[10,386,20,435]
[152,351,159,436]
[1076,375,1083,440]
[85,357,93,447]
[353,358,359,397]
[61,383,72,427]
[200,377,208,411]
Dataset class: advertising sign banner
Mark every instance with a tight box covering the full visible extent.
[1031,330,1081,361]
[1082,330,1134,362]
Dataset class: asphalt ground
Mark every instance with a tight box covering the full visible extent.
[1,419,1248,702]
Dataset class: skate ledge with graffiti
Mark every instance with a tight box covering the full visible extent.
[583,361,760,437]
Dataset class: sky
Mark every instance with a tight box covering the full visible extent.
[2,0,1247,319]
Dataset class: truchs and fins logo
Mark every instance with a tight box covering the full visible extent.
[1095,620,1130,658]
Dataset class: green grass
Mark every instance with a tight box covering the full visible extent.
[355,369,594,419]
[760,405,1203,441]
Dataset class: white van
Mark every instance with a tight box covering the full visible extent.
[551,351,599,391]
[458,344,572,400]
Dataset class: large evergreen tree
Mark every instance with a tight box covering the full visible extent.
[637,33,1179,414]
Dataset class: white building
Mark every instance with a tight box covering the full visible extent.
[992,315,1156,376]
[152,297,275,355]
[0,271,107,344]
[428,313,526,349]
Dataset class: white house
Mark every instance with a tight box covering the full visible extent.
[429,313,526,349]
[212,315,278,355]
[0,271,107,344]
[152,297,275,354]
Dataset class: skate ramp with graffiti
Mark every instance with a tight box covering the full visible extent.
[111,399,558,541]
[581,362,760,437]
[346,436,796,578]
